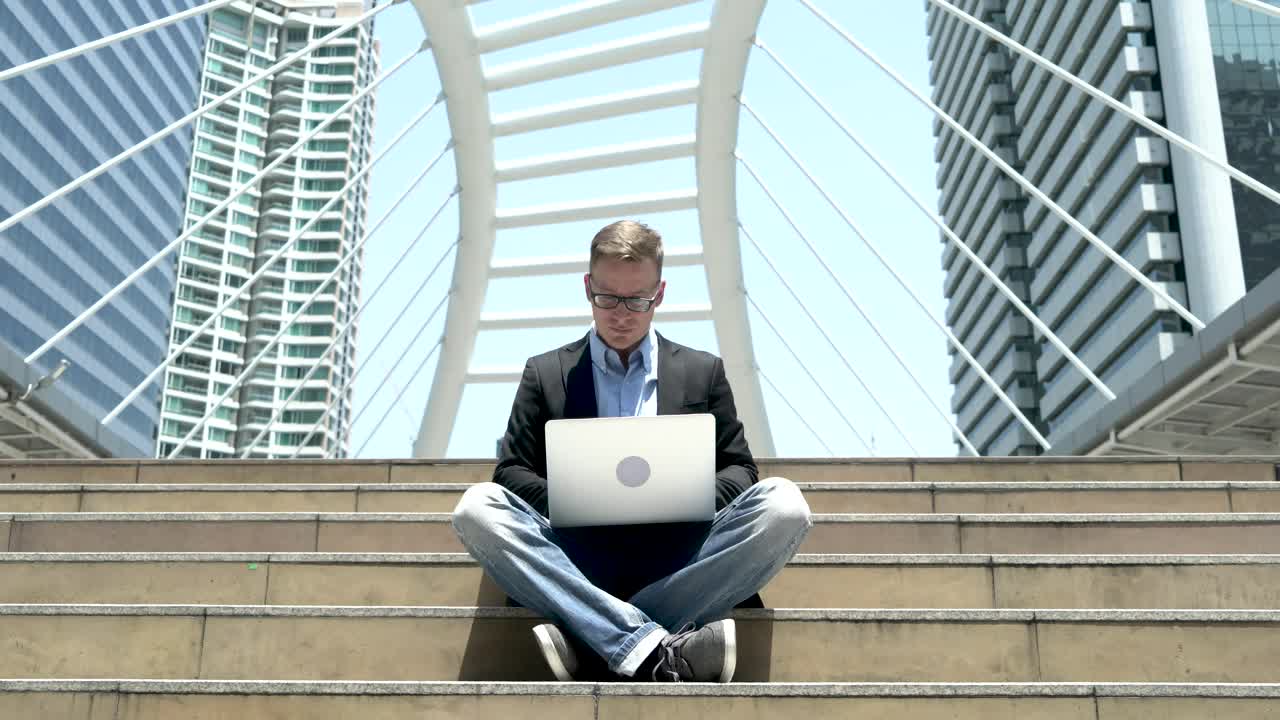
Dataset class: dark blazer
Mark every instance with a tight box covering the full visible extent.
[493,331,762,605]
[494,331,758,516]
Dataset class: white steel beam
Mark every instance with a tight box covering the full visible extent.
[492,81,698,136]
[485,22,708,91]
[475,0,702,53]
[0,431,38,443]
[0,437,24,459]
[0,404,37,458]
[1111,444,1172,456]
[1205,394,1280,438]
[0,402,97,459]
[695,0,773,456]
[495,135,696,182]
[1087,428,1175,457]
[495,189,697,228]
[465,368,525,384]
[1239,314,1280,356]
[1117,347,1245,441]
[1234,0,1280,20]
[490,246,702,278]
[0,384,98,459]
[479,304,712,331]
[1127,428,1278,455]
[12,404,97,458]
[412,0,498,458]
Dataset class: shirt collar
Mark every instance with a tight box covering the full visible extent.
[589,324,657,375]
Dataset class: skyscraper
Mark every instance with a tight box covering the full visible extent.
[928,0,1272,456]
[0,1,205,458]
[1208,0,1280,288]
[156,0,378,459]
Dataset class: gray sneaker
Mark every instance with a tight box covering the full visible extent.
[651,619,736,683]
[533,623,580,681]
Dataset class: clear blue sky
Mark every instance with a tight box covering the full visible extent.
[351,0,957,459]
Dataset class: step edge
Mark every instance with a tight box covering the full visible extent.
[5,481,1278,492]
[11,512,1280,523]
[4,552,1280,566]
[1,605,1279,623]
[2,679,1278,698]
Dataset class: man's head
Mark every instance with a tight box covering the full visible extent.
[585,220,666,355]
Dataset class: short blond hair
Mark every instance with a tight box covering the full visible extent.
[589,220,664,275]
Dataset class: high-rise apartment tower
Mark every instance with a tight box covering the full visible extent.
[157,0,379,459]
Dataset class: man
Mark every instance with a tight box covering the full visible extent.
[452,220,811,683]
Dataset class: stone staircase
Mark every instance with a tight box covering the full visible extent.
[1,457,1279,718]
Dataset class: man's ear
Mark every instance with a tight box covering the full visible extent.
[583,273,592,301]
[652,280,666,309]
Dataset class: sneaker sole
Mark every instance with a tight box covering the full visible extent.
[533,624,575,682]
[719,619,737,683]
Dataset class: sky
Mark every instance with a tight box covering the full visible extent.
[350,0,958,459]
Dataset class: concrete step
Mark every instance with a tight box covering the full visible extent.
[1,552,1279,609]
[3,481,1279,514]
[2,458,1275,486]
[0,605,1278,683]
[3,680,1278,720]
[3,512,1280,554]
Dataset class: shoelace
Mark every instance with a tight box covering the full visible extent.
[651,623,698,682]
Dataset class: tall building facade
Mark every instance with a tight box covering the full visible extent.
[0,1,205,457]
[1209,0,1280,288]
[157,0,378,459]
[928,0,1272,456]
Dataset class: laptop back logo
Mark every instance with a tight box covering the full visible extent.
[616,455,650,488]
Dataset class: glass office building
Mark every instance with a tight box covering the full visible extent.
[0,2,205,457]
[927,0,1280,456]
[1208,0,1280,289]
[155,0,378,459]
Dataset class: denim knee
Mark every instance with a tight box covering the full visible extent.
[451,481,508,539]
[756,476,813,537]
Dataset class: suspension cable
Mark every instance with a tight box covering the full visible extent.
[758,365,835,457]
[791,0,1204,333]
[741,274,874,456]
[161,107,448,457]
[739,93,1050,449]
[737,151,980,455]
[25,42,421,368]
[0,0,237,84]
[325,294,450,459]
[237,194,459,457]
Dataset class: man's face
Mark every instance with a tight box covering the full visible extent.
[584,257,665,353]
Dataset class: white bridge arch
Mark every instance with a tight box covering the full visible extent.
[407,0,775,457]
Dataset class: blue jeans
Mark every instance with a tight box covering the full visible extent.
[451,477,812,676]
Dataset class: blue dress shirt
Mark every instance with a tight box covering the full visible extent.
[588,325,659,418]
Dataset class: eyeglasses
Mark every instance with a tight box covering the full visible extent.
[590,292,658,313]
[588,283,659,313]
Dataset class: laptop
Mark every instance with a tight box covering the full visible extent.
[545,414,716,528]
